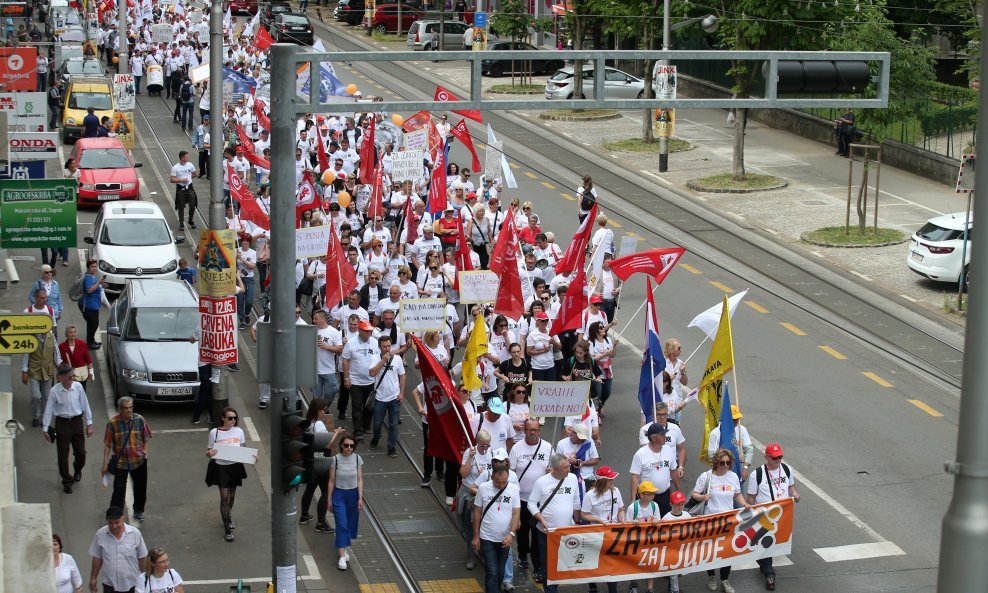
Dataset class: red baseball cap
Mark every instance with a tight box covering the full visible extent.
[535,311,549,320]
[595,466,619,480]
[357,320,374,332]
[670,491,687,504]
[589,294,602,304]
[765,443,784,457]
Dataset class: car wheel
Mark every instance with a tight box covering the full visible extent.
[637,90,645,99]
[375,23,387,34]
[489,63,504,77]
[963,265,970,292]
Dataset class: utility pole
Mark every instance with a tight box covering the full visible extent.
[117,0,128,74]
[657,0,670,173]
[937,2,988,587]
[269,42,301,591]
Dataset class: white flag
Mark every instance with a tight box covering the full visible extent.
[223,7,232,31]
[585,239,607,296]
[486,124,518,189]
[687,289,749,337]
[245,9,260,36]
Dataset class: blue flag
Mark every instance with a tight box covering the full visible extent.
[637,278,665,423]
[222,67,256,99]
[718,383,742,478]
[300,61,351,102]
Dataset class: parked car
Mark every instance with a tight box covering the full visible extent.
[106,279,202,403]
[482,41,564,77]
[271,13,315,45]
[56,57,109,84]
[544,65,658,100]
[61,76,114,143]
[334,0,366,24]
[71,138,142,207]
[83,201,186,295]
[228,0,259,14]
[261,0,292,28]
[371,3,424,34]
[907,211,973,289]
[406,19,469,51]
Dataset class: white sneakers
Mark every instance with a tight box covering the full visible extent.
[707,576,717,591]
[338,555,348,571]
[721,581,735,593]
[445,496,455,506]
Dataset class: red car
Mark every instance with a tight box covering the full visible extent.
[71,138,143,208]
[371,3,424,34]
[228,0,259,15]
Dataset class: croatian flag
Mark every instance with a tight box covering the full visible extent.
[718,383,742,478]
[637,278,665,423]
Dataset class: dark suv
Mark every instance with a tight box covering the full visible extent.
[336,0,366,25]
[261,1,292,28]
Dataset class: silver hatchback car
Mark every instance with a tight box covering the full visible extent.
[406,19,470,51]
[544,66,657,100]
[106,279,202,403]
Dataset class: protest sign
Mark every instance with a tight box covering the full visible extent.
[399,298,447,332]
[404,128,428,151]
[151,23,174,44]
[458,270,499,304]
[485,140,502,179]
[391,149,424,182]
[296,225,332,259]
[529,381,590,417]
[198,296,238,365]
[548,500,795,585]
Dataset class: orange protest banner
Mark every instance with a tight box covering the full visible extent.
[547,499,794,585]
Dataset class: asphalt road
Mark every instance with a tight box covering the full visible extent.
[3,24,961,592]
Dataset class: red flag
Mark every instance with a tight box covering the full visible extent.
[244,151,270,170]
[235,124,255,154]
[255,25,275,50]
[412,334,475,462]
[448,119,481,173]
[367,160,385,220]
[493,254,525,320]
[324,217,358,310]
[453,219,474,290]
[428,142,447,213]
[402,110,432,132]
[550,266,588,337]
[295,172,319,226]
[555,202,598,276]
[434,85,483,123]
[608,247,686,284]
[358,117,377,184]
[254,99,270,131]
[402,192,418,244]
[428,120,444,162]
[227,165,271,230]
[489,206,518,275]
[315,126,331,173]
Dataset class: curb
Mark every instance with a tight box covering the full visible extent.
[539,110,622,122]
[686,178,789,193]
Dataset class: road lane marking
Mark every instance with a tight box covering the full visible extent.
[508,162,519,169]
[850,270,873,282]
[243,415,261,442]
[523,171,537,179]
[814,541,905,563]
[819,345,848,360]
[560,192,576,202]
[909,399,944,417]
[609,220,622,228]
[862,371,894,388]
[679,263,701,274]
[899,294,918,303]
[780,322,807,336]
[745,301,769,314]
[540,181,556,190]
[709,281,733,293]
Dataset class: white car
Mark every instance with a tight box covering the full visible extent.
[906,211,973,288]
[84,202,187,295]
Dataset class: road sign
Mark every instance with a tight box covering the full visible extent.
[956,154,975,193]
[0,179,78,249]
[473,11,486,28]
[0,160,46,180]
[0,314,52,353]
[0,333,40,354]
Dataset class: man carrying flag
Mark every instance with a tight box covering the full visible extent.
[411,335,475,464]
[697,295,735,464]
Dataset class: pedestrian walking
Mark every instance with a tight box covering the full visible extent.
[508,418,551,578]
[53,534,83,593]
[192,116,210,179]
[706,405,754,482]
[528,453,580,590]
[236,236,257,329]
[205,406,254,542]
[29,265,64,328]
[37,50,49,92]
[83,107,100,138]
[26,284,58,338]
[58,326,93,391]
[692,448,751,593]
[660,491,692,593]
[180,76,195,132]
[473,465,521,593]
[313,310,343,404]
[88,506,148,593]
[329,433,364,571]
[369,335,406,457]
[22,327,61,427]
[81,260,107,350]
[630,423,678,518]
[42,363,94,493]
[341,320,380,437]
[169,151,198,231]
[102,397,153,522]
[48,80,62,129]
[139,547,185,593]
[746,443,800,591]
[299,398,346,534]
[625,481,662,593]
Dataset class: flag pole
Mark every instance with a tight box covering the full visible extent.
[611,281,659,344]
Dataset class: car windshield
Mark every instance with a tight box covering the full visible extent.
[550,70,573,81]
[78,148,131,169]
[917,222,967,242]
[124,307,199,341]
[64,60,105,76]
[282,15,307,24]
[100,219,172,246]
[271,4,290,12]
[67,91,113,111]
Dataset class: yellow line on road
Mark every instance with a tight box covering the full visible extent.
[819,345,848,360]
[509,162,520,169]
[780,322,807,336]
[609,220,622,228]
[419,578,483,593]
[560,193,577,202]
[541,181,556,190]
[523,171,537,179]
[709,281,733,293]
[680,263,701,274]
[360,584,403,593]
[745,301,769,314]
[862,371,894,388]
[909,399,944,417]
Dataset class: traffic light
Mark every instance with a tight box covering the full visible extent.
[281,410,310,491]
[302,431,336,483]
[764,60,871,94]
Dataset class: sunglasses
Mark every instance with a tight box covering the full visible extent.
[295,310,302,315]
[769,455,783,461]
[399,271,408,275]
[717,460,732,467]
[342,443,356,449]
[430,267,438,271]
[514,389,527,394]
[225,415,238,420]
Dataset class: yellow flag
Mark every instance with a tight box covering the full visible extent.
[462,314,489,392]
[697,295,735,463]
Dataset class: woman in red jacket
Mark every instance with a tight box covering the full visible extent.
[58,325,93,391]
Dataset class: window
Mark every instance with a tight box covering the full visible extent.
[916,223,964,242]
[100,219,172,247]
[78,148,131,169]
[68,91,113,111]
[124,307,199,341]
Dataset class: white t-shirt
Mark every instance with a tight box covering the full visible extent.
[693,471,741,515]
[461,448,493,489]
[170,162,196,188]
[563,403,599,435]
[332,304,369,327]
[207,427,247,466]
[638,421,686,450]
[581,487,625,523]
[627,499,661,522]
[136,569,184,593]
[526,328,555,370]
[506,400,529,442]
[475,413,515,453]
[555,437,599,480]
[660,510,693,522]
[474,481,520,542]
[629,444,678,493]
[369,352,405,402]
[508,438,552,501]
[316,324,343,375]
[747,463,796,503]
[527,473,580,532]
[341,336,380,386]
[374,298,401,319]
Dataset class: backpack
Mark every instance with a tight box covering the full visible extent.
[180,81,193,102]
[580,193,595,212]
[68,274,86,302]
[754,463,792,501]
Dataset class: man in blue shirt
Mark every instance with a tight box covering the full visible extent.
[82,107,100,138]
[81,260,105,349]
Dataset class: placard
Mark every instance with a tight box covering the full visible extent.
[151,23,174,44]
[190,63,210,84]
[399,298,447,332]
[113,74,135,111]
[404,128,427,151]
[485,140,502,179]
[111,112,136,149]
[390,149,424,182]
[529,381,590,417]
[198,229,237,297]
[296,225,332,259]
[0,93,48,133]
[617,234,638,258]
[213,443,257,464]
[198,295,238,365]
[458,270,499,303]
[0,179,77,249]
